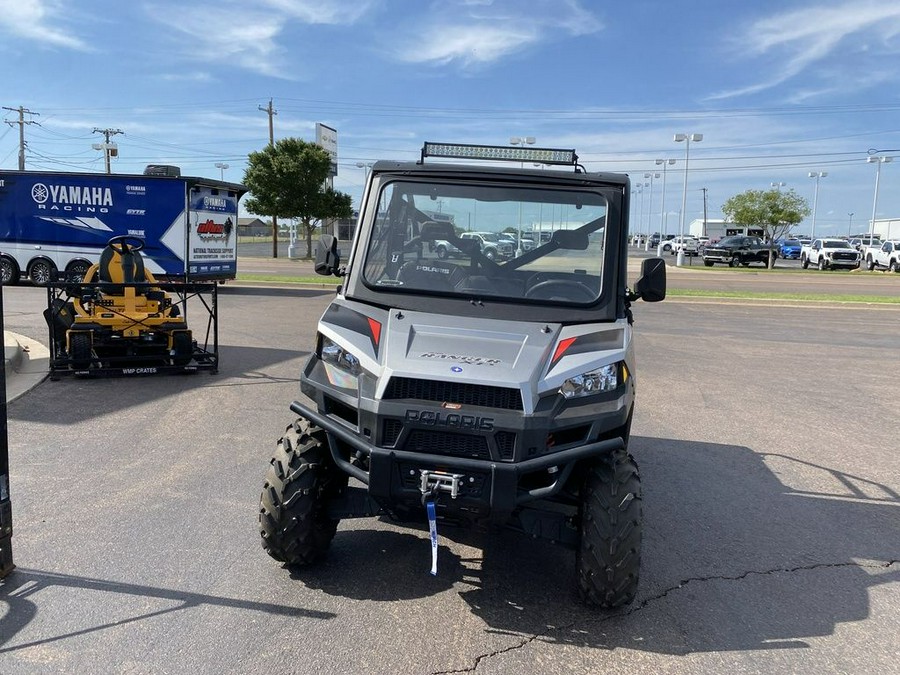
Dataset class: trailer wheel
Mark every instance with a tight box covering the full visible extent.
[65,260,91,283]
[28,259,56,286]
[0,257,19,285]
[576,450,642,608]
[69,332,92,369]
[259,418,347,566]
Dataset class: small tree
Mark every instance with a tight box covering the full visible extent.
[721,188,810,268]
[242,138,352,258]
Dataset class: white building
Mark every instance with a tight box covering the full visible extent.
[688,218,764,239]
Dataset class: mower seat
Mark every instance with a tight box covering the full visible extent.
[97,243,148,294]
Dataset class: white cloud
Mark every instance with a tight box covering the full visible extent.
[148,6,292,78]
[390,0,602,66]
[711,1,900,100]
[0,0,91,50]
[259,0,377,24]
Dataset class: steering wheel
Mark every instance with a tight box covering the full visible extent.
[107,235,145,255]
[524,280,596,302]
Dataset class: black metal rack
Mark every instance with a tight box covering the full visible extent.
[45,279,219,378]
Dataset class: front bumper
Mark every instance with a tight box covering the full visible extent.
[290,398,626,522]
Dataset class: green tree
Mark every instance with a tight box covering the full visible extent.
[721,188,810,269]
[243,138,352,258]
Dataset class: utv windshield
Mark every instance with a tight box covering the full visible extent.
[361,179,608,304]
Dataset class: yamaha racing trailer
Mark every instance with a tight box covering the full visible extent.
[259,142,666,607]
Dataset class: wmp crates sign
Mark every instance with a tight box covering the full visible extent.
[188,187,239,277]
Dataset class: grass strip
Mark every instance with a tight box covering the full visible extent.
[667,288,900,304]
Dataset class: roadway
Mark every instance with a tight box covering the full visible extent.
[0,279,897,674]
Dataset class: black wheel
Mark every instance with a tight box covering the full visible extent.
[729,256,740,267]
[703,260,714,267]
[801,256,809,269]
[866,257,875,271]
[577,450,642,608]
[818,258,827,271]
[891,260,899,273]
[28,259,56,286]
[484,248,497,261]
[0,257,19,285]
[436,245,448,260]
[69,332,92,369]
[259,418,348,566]
[171,331,193,366]
[66,261,90,283]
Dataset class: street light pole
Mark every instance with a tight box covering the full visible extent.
[510,136,535,256]
[674,133,703,266]
[655,158,675,254]
[643,172,659,249]
[808,171,827,240]
[215,162,229,180]
[847,212,854,239]
[867,155,893,241]
[770,181,786,191]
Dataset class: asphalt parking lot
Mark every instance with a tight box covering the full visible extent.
[0,273,898,674]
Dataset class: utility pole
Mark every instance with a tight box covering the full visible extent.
[92,128,124,174]
[259,99,279,258]
[3,106,40,171]
[700,187,709,237]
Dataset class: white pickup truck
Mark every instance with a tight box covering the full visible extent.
[865,240,900,272]
[800,238,861,270]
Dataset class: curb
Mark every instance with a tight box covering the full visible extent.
[3,331,50,403]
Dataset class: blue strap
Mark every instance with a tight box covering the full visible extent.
[426,501,438,576]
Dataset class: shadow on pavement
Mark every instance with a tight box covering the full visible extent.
[0,568,335,652]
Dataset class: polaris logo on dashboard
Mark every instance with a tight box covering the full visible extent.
[405,410,494,431]
[420,352,501,366]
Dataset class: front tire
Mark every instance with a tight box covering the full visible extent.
[576,450,642,608]
[891,260,899,273]
[818,258,827,271]
[436,246,448,260]
[866,256,875,271]
[69,332,92,369]
[259,418,347,566]
[801,255,809,269]
[703,260,714,267]
[730,256,740,267]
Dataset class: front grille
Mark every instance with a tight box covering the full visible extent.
[382,419,403,447]
[384,377,523,411]
[495,431,516,461]
[404,430,490,460]
[832,252,857,261]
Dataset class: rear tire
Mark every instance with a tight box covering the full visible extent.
[801,256,809,269]
[891,260,899,273]
[171,331,193,366]
[703,260,714,267]
[576,450,642,608]
[69,332,92,369]
[259,418,347,566]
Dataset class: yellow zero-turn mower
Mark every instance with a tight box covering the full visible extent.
[46,235,194,371]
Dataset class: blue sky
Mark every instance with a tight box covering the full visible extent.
[2,0,900,237]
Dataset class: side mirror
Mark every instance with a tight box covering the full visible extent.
[632,257,666,303]
[315,234,341,276]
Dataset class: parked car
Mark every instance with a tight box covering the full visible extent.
[664,236,700,256]
[458,231,515,260]
[800,238,861,270]
[702,235,775,267]
[777,238,803,259]
[865,240,900,272]
[850,236,882,252]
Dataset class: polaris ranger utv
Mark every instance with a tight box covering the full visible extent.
[259,142,666,608]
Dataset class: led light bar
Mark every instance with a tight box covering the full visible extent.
[422,142,577,166]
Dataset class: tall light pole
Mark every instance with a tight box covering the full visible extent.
[867,155,893,241]
[655,158,676,253]
[808,171,827,240]
[510,136,535,255]
[674,133,703,266]
[215,162,229,180]
[847,212,854,239]
[770,181,786,191]
[643,172,659,249]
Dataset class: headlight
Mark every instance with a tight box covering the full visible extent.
[319,336,362,389]
[320,336,361,375]
[560,363,621,399]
